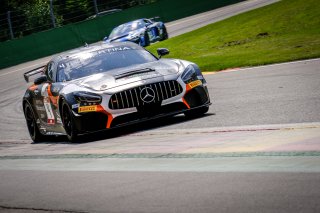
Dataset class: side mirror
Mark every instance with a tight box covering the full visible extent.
[103,36,108,41]
[34,75,48,85]
[157,48,169,58]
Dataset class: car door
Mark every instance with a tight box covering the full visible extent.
[32,62,63,134]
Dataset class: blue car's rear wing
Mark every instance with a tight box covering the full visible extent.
[149,16,160,21]
[23,66,46,83]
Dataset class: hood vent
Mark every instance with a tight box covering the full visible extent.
[115,68,156,80]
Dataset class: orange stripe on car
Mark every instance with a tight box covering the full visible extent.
[96,105,114,128]
[47,84,58,107]
[29,84,38,91]
[182,98,190,109]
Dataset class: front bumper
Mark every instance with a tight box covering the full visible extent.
[73,79,210,134]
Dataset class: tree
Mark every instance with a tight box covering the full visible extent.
[55,0,93,24]
[23,0,63,32]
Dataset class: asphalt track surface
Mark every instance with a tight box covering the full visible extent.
[1,0,320,212]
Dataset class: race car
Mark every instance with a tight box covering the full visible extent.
[103,18,168,47]
[22,42,210,142]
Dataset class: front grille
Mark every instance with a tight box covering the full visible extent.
[109,80,183,109]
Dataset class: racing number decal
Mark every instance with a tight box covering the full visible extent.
[44,97,55,124]
[41,83,55,125]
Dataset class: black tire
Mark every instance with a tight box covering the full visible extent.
[143,32,150,47]
[61,101,78,142]
[184,106,209,118]
[24,102,44,143]
[160,26,168,41]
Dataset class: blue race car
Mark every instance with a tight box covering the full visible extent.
[103,18,168,47]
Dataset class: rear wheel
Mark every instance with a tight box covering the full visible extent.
[24,102,44,142]
[61,101,78,142]
[184,106,209,118]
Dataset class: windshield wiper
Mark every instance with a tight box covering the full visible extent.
[115,68,156,79]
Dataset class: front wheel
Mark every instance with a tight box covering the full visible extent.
[160,26,168,41]
[184,106,209,118]
[143,32,150,47]
[24,102,44,142]
[61,101,78,142]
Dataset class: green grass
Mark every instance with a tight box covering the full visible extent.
[147,0,320,71]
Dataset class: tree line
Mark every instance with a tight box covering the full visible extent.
[0,0,157,42]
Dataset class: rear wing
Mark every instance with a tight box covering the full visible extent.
[23,66,46,83]
[149,16,161,21]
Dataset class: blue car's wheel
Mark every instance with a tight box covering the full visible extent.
[143,32,150,47]
[160,26,168,41]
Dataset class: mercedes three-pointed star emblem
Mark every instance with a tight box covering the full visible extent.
[140,87,155,103]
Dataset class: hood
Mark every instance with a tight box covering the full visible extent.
[109,34,129,42]
[76,59,181,91]
[108,29,144,42]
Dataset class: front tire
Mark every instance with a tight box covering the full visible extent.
[61,101,78,142]
[184,106,209,118]
[143,32,150,47]
[160,26,168,41]
[24,102,44,143]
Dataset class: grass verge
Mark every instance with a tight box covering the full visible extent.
[147,0,320,71]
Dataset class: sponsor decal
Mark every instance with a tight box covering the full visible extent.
[47,119,55,125]
[36,106,45,111]
[78,105,97,113]
[97,46,131,54]
[56,113,62,124]
[72,103,80,109]
[43,97,55,125]
[188,80,202,89]
[35,100,43,105]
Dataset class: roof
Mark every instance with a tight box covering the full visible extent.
[51,42,142,62]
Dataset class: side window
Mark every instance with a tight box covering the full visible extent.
[46,62,55,81]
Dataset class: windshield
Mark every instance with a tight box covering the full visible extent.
[109,21,145,39]
[56,46,157,82]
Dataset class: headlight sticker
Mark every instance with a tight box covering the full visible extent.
[78,105,97,113]
[72,104,80,109]
[188,80,202,89]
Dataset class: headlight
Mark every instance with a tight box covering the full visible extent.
[73,92,102,105]
[181,64,203,83]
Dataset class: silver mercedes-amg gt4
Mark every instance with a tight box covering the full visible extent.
[23,42,211,142]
